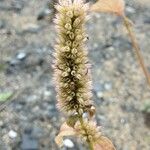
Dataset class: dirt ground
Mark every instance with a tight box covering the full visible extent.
[0,0,150,150]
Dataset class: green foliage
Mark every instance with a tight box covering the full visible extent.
[0,92,13,102]
[141,100,150,113]
[0,64,6,72]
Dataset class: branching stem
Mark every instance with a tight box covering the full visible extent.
[123,16,150,88]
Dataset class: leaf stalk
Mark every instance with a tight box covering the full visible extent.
[123,16,150,88]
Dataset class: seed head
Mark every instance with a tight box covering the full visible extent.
[53,0,93,114]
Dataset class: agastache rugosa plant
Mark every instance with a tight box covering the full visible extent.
[53,0,115,150]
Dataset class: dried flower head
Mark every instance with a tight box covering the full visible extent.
[53,0,93,114]
[55,120,115,149]
[91,0,125,16]
[74,120,101,144]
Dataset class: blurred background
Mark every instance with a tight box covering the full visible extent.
[0,0,150,149]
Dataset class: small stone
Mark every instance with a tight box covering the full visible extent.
[37,9,51,20]
[16,52,26,60]
[120,118,126,124]
[104,82,112,91]
[126,6,135,14]
[44,90,51,97]
[22,23,41,34]
[97,91,103,98]
[108,46,115,51]
[8,130,17,139]
[63,139,74,148]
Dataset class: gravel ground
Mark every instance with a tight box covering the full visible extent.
[0,0,150,150]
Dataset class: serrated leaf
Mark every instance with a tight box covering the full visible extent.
[90,0,125,16]
[55,122,76,147]
[94,136,116,150]
[0,92,13,102]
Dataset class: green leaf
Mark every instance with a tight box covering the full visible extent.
[0,64,6,72]
[0,92,13,102]
[141,100,150,113]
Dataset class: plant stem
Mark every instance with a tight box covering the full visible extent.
[79,116,94,150]
[123,16,150,87]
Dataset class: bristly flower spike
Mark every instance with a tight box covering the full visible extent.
[53,0,93,115]
[54,1,116,150]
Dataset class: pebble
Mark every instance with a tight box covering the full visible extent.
[44,90,51,97]
[126,6,135,14]
[104,82,112,91]
[63,139,74,148]
[8,130,17,139]
[97,91,103,98]
[16,52,26,60]
[120,118,127,124]
[37,9,51,20]
[22,23,41,34]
